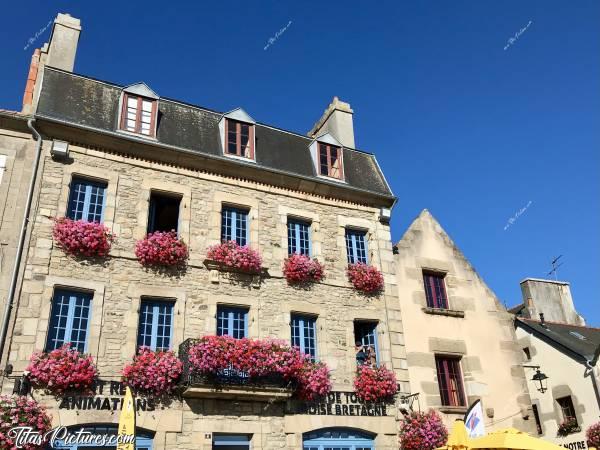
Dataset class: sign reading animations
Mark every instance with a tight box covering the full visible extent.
[58,380,155,411]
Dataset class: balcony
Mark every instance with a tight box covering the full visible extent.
[178,338,294,402]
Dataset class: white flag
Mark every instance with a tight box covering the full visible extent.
[464,399,486,438]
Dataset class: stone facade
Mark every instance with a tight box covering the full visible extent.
[394,210,536,433]
[0,137,406,449]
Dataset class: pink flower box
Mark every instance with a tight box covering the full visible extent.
[26,344,98,396]
[283,254,325,284]
[353,365,398,402]
[206,241,262,273]
[399,409,449,450]
[0,394,52,450]
[135,231,189,267]
[122,348,183,398]
[347,263,384,294]
[187,335,331,400]
[53,217,114,257]
[587,422,600,448]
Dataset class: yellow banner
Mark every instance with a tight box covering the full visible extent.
[117,386,136,450]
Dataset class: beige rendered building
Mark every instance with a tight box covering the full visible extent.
[0,13,410,450]
[513,279,600,449]
[394,209,536,433]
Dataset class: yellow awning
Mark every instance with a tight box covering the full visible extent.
[469,427,566,450]
[437,420,472,450]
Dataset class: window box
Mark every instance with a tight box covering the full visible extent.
[205,241,263,274]
[283,254,324,285]
[135,231,189,267]
[53,217,114,258]
[122,348,183,398]
[438,406,469,414]
[347,263,384,295]
[422,307,465,318]
[178,336,331,401]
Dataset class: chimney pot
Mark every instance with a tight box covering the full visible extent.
[539,313,545,325]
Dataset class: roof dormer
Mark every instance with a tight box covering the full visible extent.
[309,133,345,181]
[218,108,256,161]
[118,82,159,138]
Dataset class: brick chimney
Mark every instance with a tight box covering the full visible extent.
[22,13,81,114]
[44,13,81,72]
[308,97,355,148]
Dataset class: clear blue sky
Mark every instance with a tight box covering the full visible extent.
[1,1,598,324]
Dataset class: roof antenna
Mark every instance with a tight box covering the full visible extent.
[548,255,563,281]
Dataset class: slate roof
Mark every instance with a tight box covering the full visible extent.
[35,67,394,205]
[516,318,600,363]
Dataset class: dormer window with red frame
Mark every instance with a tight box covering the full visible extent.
[120,93,157,137]
[225,119,254,159]
[318,142,343,179]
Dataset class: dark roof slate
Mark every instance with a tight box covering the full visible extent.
[516,318,600,363]
[36,68,394,201]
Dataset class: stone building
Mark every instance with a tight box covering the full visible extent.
[0,13,409,450]
[513,280,600,449]
[393,209,536,433]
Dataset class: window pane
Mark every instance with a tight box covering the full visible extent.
[291,315,317,360]
[319,145,329,175]
[142,100,153,112]
[217,306,247,339]
[67,178,107,223]
[345,229,367,264]
[46,290,92,352]
[287,220,311,255]
[137,299,174,351]
[127,96,138,108]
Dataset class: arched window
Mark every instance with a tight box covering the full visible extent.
[303,428,375,450]
[51,425,154,450]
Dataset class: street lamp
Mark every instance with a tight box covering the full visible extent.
[524,365,549,393]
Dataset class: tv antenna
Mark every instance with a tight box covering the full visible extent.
[548,255,563,280]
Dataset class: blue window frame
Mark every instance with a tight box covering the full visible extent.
[137,299,174,351]
[67,177,107,223]
[52,425,154,449]
[303,428,375,450]
[213,434,251,450]
[221,206,249,246]
[217,306,248,339]
[291,314,317,360]
[46,289,92,353]
[287,219,311,256]
[354,321,379,366]
[345,229,368,264]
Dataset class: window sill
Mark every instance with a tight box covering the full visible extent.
[422,307,465,318]
[438,406,469,414]
[116,129,158,141]
[222,152,257,163]
[316,174,347,184]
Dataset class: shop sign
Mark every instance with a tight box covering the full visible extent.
[289,391,389,416]
[58,380,155,411]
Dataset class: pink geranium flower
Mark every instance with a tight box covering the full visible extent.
[207,241,262,273]
[283,254,324,284]
[0,395,52,450]
[122,348,183,397]
[353,365,398,402]
[399,409,448,450]
[135,231,189,267]
[347,263,384,294]
[26,344,97,396]
[53,217,114,257]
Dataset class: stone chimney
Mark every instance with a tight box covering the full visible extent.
[519,278,585,326]
[22,13,81,114]
[44,13,81,72]
[308,97,355,148]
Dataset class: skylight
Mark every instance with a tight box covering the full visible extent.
[569,331,586,341]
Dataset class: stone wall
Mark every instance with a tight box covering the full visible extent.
[1,140,406,448]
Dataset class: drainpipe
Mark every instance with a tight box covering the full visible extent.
[0,119,43,368]
[585,358,600,411]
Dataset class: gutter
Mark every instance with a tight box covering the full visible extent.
[586,345,600,410]
[0,119,43,366]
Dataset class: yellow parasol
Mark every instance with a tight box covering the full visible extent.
[437,420,472,450]
[117,386,136,450]
[469,427,566,450]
